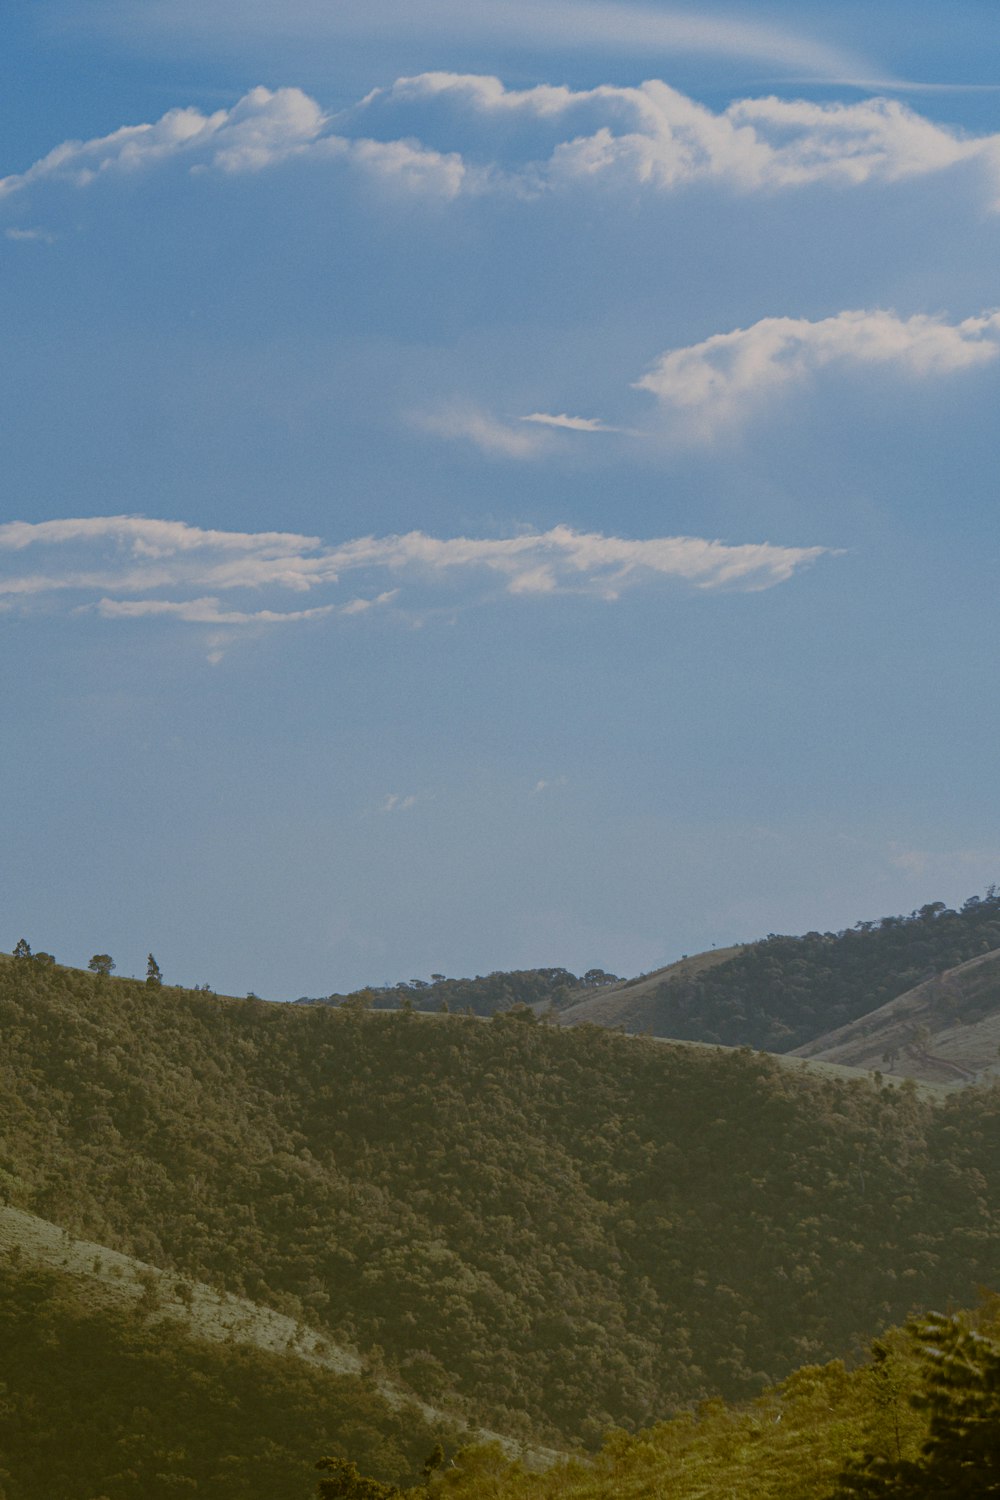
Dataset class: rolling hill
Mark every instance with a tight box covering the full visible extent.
[791,946,1000,1084]
[555,891,1000,1053]
[4,948,1000,1451]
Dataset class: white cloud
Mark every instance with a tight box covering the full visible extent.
[636,307,1000,431]
[533,776,568,793]
[380,793,419,813]
[93,596,337,625]
[520,412,621,432]
[0,87,326,200]
[0,514,831,635]
[4,74,999,211]
[0,86,467,203]
[5,226,55,243]
[416,404,552,458]
[366,74,997,197]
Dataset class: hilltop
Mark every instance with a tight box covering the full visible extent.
[556,891,1000,1054]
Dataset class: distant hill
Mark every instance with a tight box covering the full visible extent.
[6,953,1000,1447]
[554,947,744,1030]
[294,891,1000,1059]
[791,946,1000,1084]
[553,892,1000,1052]
[295,966,621,1016]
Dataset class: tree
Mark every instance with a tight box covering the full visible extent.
[146,954,163,988]
[88,954,115,978]
[315,1456,401,1500]
[421,1444,445,1482]
[834,1313,1000,1497]
[11,939,31,960]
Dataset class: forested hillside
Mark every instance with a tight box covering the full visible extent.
[569,891,1000,1051]
[0,1259,461,1500]
[4,954,1000,1446]
[371,1299,1000,1499]
[297,967,620,1017]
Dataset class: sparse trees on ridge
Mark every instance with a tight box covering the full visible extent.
[88,954,115,977]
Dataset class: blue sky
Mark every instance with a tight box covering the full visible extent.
[2,1,999,997]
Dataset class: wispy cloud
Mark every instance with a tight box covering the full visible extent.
[380,793,419,813]
[520,412,622,433]
[5,226,55,243]
[533,776,568,793]
[637,307,1000,433]
[79,1,872,83]
[4,74,999,211]
[92,596,338,625]
[0,514,832,636]
[415,404,552,459]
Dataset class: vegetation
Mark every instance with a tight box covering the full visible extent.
[0,1259,462,1500]
[4,955,1000,1445]
[298,969,620,1017]
[332,1301,1000,1499]
[638,891,1000,1050]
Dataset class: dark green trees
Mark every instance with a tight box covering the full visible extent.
[834,1313,1000,1497]
[315,1457,401,1500]
[146,954,163,988]
[88,954,115,977]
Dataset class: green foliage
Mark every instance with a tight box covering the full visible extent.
[301,968,610,1018]
[146,954,163,988]
[88,953,115,977]
[4,959,1000,1444]
[834,1311,1000,1497]
[0,1260,459,1500]
[316,1456,402,1499]
[644,891,1000,1050]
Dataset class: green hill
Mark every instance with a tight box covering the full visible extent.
[0,1253,463,1500]
[387,1298,1000,1499]
[296,967,621,1017]
[555,892,1000,1051]
[5,953,1000,1448]
[792,946,1000,1084]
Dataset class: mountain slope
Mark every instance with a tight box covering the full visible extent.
[791,946,1000,1084]
[5,952,1000,1445]
[0,1253,462,1500]
[553,948,744,1030]
[552,893,1000,1051]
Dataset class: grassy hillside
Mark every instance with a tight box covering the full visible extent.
[793,946,1000,1083]
[4,953,1000,1446]
[554,948,743,1030]
[568,892,1000,1051]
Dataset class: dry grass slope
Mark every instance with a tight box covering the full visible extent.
[792,947,1000,1085]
